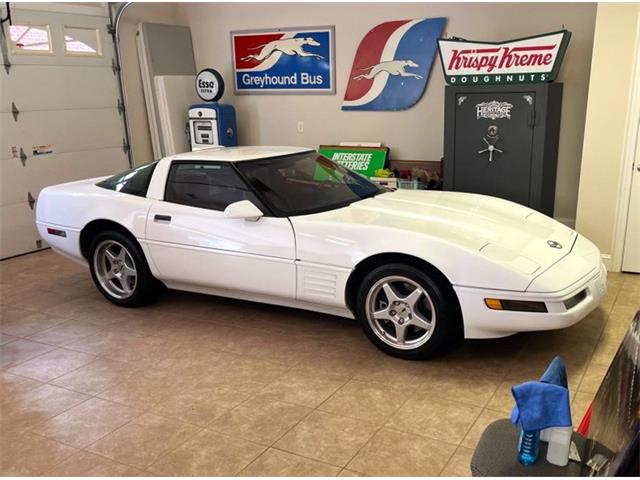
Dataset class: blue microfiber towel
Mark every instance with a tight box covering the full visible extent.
[510,355,572,431]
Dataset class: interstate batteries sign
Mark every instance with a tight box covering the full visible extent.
[438,30,571,85]
[231,26,335,94]
[319,145,388,177]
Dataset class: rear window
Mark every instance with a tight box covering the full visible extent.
[96,162,158,197]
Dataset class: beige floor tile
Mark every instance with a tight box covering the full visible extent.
[486,381,517,414]
[275,410,378,467]
[318,379,410,424]
[87,412,201,469]
[347,428,456,476]
[45,451,142,476]
[240,448,341,476]
[51,358,139,396]
[28,320,103,346]
[65,330,139,356]
[97,371,184,410]
[0,431,78,475]
[417,369,502,407]
[579,362,609,394]
[152,384,250,427]
[208,395,311,445]
[461,408,507,449]
[0,307,68,337]
[338,468,369,476]
[259,368,348,408]
[353,354,427,389]
[293,344,370,378]
[0,383,90,432]
[0,371,42,397]
[0,332,17,345]
[7,348,96,382]
[0,338,55,369]
[571,390,594,426]
[441,446,474,476]
[148,428,266,476]
[33,397,141,448]
[386,394,482,445]
[1,252,637,478]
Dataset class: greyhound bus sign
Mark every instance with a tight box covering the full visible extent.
[231,26,335,94]
[438,30,571,85]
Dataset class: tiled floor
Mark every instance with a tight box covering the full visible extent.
[1,249,638,476]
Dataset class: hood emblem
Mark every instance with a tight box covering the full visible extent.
[547,240,562,249]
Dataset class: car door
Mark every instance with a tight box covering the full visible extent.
[145,161,296,299]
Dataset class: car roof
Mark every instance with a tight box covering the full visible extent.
[168,146,313,162]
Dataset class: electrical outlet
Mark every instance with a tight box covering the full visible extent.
[297,121,304,134]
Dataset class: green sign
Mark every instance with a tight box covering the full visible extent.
[318,145,388,177]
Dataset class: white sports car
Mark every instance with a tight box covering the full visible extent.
[36,146,607,359]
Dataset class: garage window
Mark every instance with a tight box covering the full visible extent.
[165,162,264,212]
[9,24,53,54]
[64,26,102,56]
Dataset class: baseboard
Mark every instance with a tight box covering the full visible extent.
[601,254,614,271]
[554,217,576,229]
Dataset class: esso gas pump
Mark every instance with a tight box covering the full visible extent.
[188,68,238,150]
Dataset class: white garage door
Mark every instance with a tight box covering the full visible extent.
[0,3,128,259]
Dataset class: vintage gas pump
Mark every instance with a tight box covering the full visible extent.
[188,68,238,150]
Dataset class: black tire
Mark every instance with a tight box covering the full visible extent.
[354,263,462,360]
[88,230,159,307]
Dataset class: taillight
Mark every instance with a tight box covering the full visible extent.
[47,228,67,237]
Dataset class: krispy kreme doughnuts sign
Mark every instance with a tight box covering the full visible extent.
[438,30,571,85]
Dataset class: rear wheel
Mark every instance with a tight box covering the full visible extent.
[89,230,159,307]
[355,263,462,359]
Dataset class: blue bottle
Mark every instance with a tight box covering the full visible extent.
[517,429,540,465]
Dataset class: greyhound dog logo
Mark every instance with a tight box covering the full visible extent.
[342,17,446,111]
[353,60,423,80]
[241,37,324,62]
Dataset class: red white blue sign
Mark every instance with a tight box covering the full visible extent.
[231,26,335,94]
[342,18,446,111]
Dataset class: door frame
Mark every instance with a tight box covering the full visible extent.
[612,12,640,272]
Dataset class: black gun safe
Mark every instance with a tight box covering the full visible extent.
[443,83,562,216]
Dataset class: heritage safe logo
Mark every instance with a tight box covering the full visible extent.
[476,101,513,120]
[342,17,446,111]
[232,27,334,93]
[438,30,571,85]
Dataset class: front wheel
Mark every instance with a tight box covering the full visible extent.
[89,230,159,307]
[355,263,462,359]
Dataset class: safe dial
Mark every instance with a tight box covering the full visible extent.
[478,136,503,163]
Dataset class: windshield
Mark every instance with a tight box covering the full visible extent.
[236,151,384,216]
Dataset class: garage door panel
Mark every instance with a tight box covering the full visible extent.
[0,202,48,259]
[9,7,114,68]
[0,65,119,112]
[0,147,128,206]
[1,109,123,159]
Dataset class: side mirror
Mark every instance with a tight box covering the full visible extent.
[223,200,263,222]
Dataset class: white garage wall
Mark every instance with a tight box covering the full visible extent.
[180,2,596,223]
[117,2,188,167]
[576,3,640,267]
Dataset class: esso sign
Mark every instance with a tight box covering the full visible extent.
[195,68,224,102]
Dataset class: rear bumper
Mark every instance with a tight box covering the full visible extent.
[36,221,86,266]
[457,262,607,339]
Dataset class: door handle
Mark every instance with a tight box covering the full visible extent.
[154,214,172,223]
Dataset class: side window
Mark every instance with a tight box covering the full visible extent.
[64,26,102,56]
[96,162,158,197]
[165,162,263,212]
[9,25,53,55]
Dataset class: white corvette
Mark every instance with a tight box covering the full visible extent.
[36,147,607,359]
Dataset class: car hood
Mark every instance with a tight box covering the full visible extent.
[297,189,576,277]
